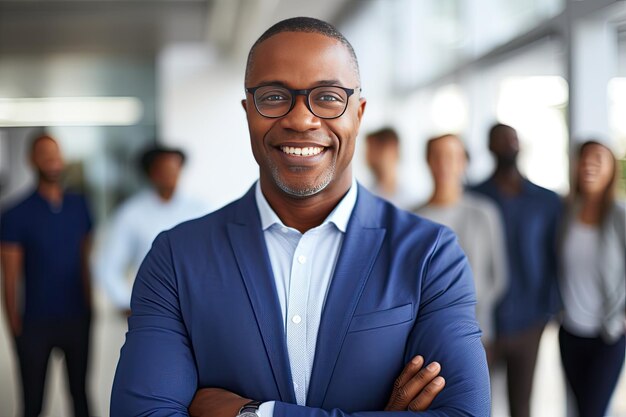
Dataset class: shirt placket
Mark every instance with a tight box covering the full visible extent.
[285,232,313,405]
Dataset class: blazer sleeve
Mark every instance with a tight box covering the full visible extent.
[110,231,197,416]
[272,228,491,417]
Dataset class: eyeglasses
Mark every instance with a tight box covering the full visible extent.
[245,85,359,119]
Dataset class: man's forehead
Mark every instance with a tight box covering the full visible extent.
[34,137,58,151]
[494,126,515,137]
[155,153,181,162]
[247,31,358,85]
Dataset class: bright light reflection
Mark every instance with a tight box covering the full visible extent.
[430,84,468,134]
[497,76,569,193]
[0,97,143,127]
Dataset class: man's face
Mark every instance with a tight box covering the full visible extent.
[365,138,398,174]
[149,153,183,193]
[31,137,64,183]
[427,136,466,186]
[489,127,519,165]
[243,32,366,198]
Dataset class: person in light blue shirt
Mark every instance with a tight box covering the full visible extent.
[253,179,357,410]
[94,146,209,314]
[111,17,490,417]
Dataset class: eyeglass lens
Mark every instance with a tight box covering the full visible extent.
[253,86,349,118]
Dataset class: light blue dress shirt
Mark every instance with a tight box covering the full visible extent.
[253,180,357,416]
[94,190,209,309]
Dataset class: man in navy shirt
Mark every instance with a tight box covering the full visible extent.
[1,134,93,417]
[472,123,561,417]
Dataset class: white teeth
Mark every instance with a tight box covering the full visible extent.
[281,146,324,157]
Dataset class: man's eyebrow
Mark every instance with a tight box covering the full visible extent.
[251,80,289,88]
[311,79,344,87]
[249,79,347,88]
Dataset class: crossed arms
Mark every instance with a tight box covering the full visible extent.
[111,227,490,416]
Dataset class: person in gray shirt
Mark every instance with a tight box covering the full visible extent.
[416,133,507,359]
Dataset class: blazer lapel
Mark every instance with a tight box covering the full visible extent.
[227,187,296,403]
[307,185,386,407]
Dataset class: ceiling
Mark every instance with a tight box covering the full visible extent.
[0,0,354,58]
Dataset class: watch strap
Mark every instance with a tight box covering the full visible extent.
[238,400,262,415]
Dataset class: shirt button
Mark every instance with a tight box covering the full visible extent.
[293,382,299,389]
[281,227,289,233]
[292,315,302,324]
[297,255,307,264]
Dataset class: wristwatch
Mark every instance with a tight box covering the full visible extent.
[236,400,262,417]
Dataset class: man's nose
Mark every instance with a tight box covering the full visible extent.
[279,96,321,131]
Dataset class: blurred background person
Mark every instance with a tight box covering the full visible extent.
[0,133,93,417]
[94,145,209,315]
[558,140,625,417]
[365,127,415,209]
[471,123,562,417]
[415,133,507,363]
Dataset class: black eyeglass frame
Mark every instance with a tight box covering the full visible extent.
[245,85,360,119]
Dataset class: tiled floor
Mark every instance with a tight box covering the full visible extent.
[0,293,624,417]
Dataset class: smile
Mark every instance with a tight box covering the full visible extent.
[280,146,325,157]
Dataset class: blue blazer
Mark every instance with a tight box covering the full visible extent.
[111,184,490,416]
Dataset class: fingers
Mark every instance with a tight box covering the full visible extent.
[385,356,424,411]
[394,355,424,389]
[408,375,446,411]
[401,361,442,403]
[385,356,444,411]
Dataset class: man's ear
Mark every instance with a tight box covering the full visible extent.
[241,99,248,112]
[357,97,367,123]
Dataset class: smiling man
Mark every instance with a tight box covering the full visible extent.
[111,17,490,417]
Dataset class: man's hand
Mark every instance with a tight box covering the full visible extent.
[385,355,446,412]
[189,356,444,416]
[189,387,250,417]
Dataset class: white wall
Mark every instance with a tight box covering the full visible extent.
[158,43,259,210]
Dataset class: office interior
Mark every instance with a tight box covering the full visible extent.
[1,0,625,415]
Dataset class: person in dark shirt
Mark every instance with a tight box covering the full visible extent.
[1,133,93,417]
[472,123,561,417]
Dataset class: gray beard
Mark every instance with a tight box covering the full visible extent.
[270,163,335,198]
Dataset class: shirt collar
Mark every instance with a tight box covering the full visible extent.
[255,178,358,233]
[146,188,182,205]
